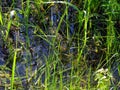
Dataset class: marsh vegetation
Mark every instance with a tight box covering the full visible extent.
[0,0,120,90]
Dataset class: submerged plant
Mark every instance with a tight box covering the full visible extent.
[94,68,113,90]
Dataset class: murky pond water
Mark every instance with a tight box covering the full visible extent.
[0,0,78,89]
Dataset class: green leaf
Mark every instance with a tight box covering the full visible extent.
[0,12,3,25]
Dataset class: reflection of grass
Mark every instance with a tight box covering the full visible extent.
[0,0,120,89]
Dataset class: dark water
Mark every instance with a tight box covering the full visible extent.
[0,1,75,88]
[0,47,5,65]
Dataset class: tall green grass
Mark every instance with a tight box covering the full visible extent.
[0,0,120,90]
[10,50,17,90]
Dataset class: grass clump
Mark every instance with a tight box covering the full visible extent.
[0,0,120,90]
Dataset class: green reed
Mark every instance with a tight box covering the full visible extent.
[0,0,120,90]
